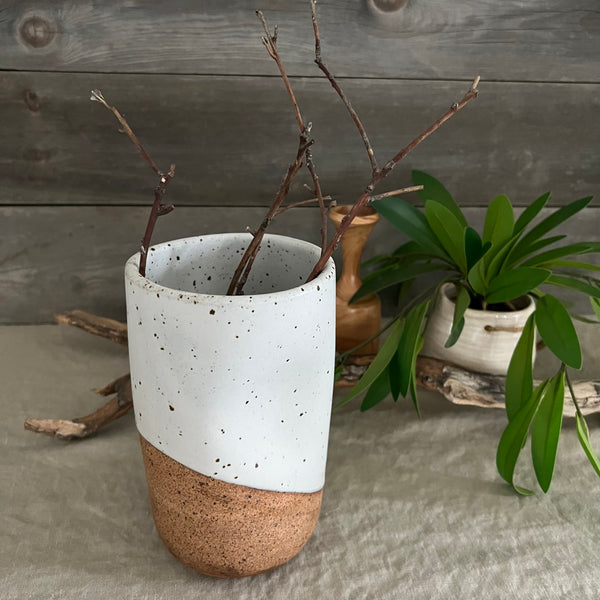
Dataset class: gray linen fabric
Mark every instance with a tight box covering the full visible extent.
[2,325,600,599]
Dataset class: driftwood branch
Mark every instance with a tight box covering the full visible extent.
[338,355,600,418]
[55,310,128,346]
[90,89,175,277]
[24,374,132,440]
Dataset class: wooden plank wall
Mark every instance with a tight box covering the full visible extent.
[1,0,599,323]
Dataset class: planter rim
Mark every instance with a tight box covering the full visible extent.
[440,282,534,318]
[125,233,334,305]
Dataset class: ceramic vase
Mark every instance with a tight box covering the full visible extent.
[124,233,336,578]
[421,283,536,375]
[328,205,381,355]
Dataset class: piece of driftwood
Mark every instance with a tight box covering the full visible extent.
[340,355,600,418]
[24,373,132,440]
[23,311,600,440]
[55,310,128,346]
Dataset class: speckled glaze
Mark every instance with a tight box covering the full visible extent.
[421,283,536,375]
[124,233,335,577]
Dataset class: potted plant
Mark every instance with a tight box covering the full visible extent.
[340,170,600,495]
[87,3,481,577]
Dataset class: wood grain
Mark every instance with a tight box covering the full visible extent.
[1,0,598,81]
[1,72,598,208]
[2,205,599,324]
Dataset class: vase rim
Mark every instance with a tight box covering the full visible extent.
[328,204,379,224]
[125,233,335,305]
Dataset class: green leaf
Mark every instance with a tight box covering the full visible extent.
[372,197,449,260]
[576,413,600,478]
[505,313,536,421]
[548,259,600,272]
[424,201,468,273]
[464,227,485,270]
[519,242,600,268]
[445,284,470,348]
[409,334,425,416]
[412,169,467,227]
[396,300,431,399]
[591,297,600,321]
[351,262,446,303]
[485,267,550,304]
[512,196,593,258]
[513,192,551,235]
[507,235,567,266]
[336,317,405,408]
[389,349,402,402]
[360,366,392,411]
[531,370,565,492]
[535,294,582,369]
[467,257,489,297]
[483,194,514,246]
[496,381,547,494]
[545,275,600,300]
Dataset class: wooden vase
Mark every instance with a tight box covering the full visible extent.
[329,205,381,356]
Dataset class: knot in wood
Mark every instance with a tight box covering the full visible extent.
[20,16,55,48]
[23,89,41,112]
[369,0,408,13]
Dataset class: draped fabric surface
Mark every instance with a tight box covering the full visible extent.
[2,325,599,600]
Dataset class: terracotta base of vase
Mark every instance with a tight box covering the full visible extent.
[139,436,323,578]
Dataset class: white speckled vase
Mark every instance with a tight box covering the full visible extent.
[124,234,336,578]
[421,283,536,375]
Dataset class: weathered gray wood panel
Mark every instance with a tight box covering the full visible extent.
[1,0,598,81]
[2,72,598,208]
[2,206,599,324]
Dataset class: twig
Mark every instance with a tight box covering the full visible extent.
[24,374,132,440]
[274,194,333,216]
[305,77,479,282]
[90,90,175,277]
[227,12,328,293]
[303,2,479,283]
[226,135,312,295]
[368,185,424,202]
[55,310,128,346]
[311,0,378,176]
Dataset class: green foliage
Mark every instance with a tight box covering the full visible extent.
[342,170,600,495]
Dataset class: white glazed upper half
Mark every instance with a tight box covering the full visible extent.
[422,282,536,376]
[125,234,336,494]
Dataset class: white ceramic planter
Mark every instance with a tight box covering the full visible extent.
[124,233,336,577]
[421,283,536,375]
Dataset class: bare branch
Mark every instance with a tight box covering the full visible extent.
[228,12,330,293]
[305,145,328,255]
[90,89,162,177]
[305,77,480,282]
[91,91,176,277]
[310,0,378,175]
[274,194,333,216]
[368,185,424,202]
[227,135,311,295]
[380,77,480,177]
